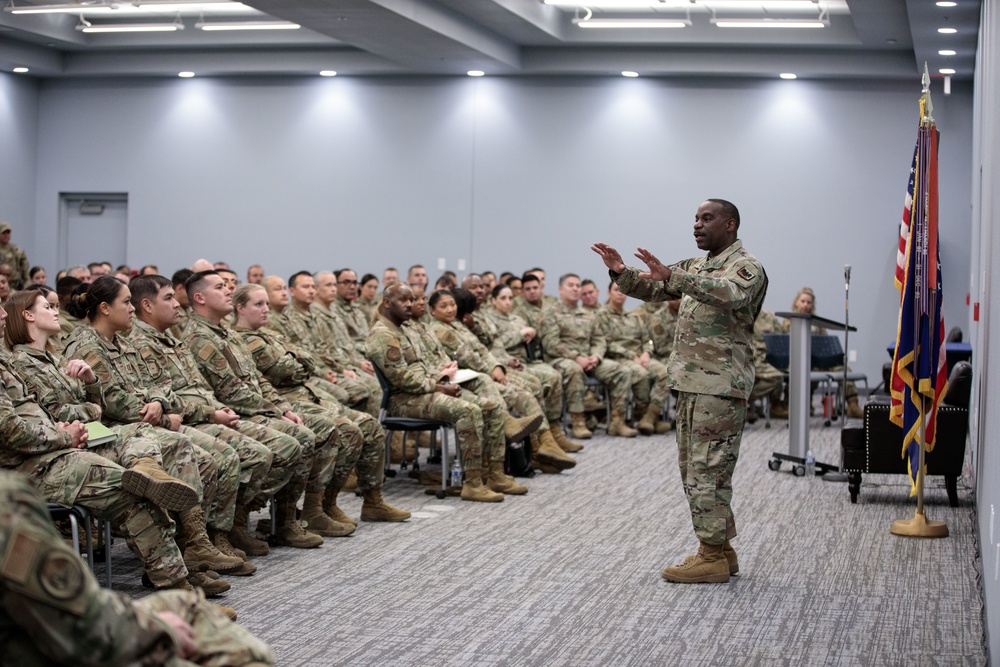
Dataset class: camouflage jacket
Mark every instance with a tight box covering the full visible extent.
[0,352,74,471]
[540,301,607,360]
[754,309,785,364]
[0,471,178,666]
[310,302,361,371]
[183,313,291,418]
[595,304,653,360]
[402,320,451,368]
[55,309,83,354]
[511,296,546,331]
[262,308,294,343]
[482,308,532,364]
[637,302,678,360]
[9,345,103,424]
[168,305,190,340]
[0,242,29,288]
[128,320,223,425]
[427,319,504,375]
[613,239,767,399]
[63,327,172,428]
[355,296,378,324]
[367,315,447,397]
[235,325,315,388]
[467,310,495,348]
[333,296,369,360]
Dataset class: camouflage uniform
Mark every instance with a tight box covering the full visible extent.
[595,304,671,414]
[355,296,378,324]
[333,294,371,358]
[613,239,767,545]
[236,325,386,492]
[0,471,273,666]
[55,308,84,354]
[750,309,785,404]
[128,320,290,520]
[168,305,190,340]
[367,315,504,473]
[539,301,634,413]
[637,301,678,364]
[183,314,318,503]
[63,327,235,531]
[0,353,187,589]
[0,239,29,289]
[427,319,548,428]
[482,308,564,425]
[511,296,547,331]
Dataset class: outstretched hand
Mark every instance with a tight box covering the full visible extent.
[591,243,626,273]
[635,247,672,281]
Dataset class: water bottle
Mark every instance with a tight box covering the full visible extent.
[450,458,463,488]
[805,449,816,478]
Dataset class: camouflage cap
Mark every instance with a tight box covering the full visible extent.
[0,222,10,233]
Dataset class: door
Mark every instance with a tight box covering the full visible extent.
[58,193,128,272]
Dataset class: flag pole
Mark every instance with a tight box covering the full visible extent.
[891,64,948,538]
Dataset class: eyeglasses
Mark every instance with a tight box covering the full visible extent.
[338,280,358,286]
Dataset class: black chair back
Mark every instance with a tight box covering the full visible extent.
[763,333,790,369]
[942,360,972,408]
[370,362,393,413]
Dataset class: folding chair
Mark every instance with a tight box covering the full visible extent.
[812,335,869,417]
[372,362,459,499]
[47,503,113,588]
[763,333,836,426]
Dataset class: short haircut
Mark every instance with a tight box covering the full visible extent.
[56,275,83,300]
[359,273,378,287]
[581,279,596,289]
[185,270,220,301]
[452,288,477,319]
[87,262,105,271]
[528,267,545,275]
[706,198,741,228]
[427,289,453,310]
[288,271,313,288]
[333,268,355,280]
[130,274,172,306]
[233,283,266,312]
[407,264,425,275]
[520,272,540,285]
[558,273,580,286]
[171,268,194,289]
[491,283,511,299]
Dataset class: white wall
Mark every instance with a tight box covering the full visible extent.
[0,72,38,262]
[20,74,974,383]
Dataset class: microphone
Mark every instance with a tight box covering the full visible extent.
[844,264,851,288]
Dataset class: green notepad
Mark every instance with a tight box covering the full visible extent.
[85,421,118,448]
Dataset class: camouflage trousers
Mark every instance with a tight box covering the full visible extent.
[139,589,275,666]
[146,426,209,508]
[819,365,858,401]
[308,373,381,418]
[617,358,671,413]
[389,385,503,473]
[550,357,632,413]
[674,392,745,545]
[189,424,273,532]
[179,426,239,533]
[291,401,360,494]
[462,374,508,464]
[243,416,312,504]
[750,362,784,403]
[518,362,563,424]
[497,373,547,430]
[315,398,387,491]
[23,450,187,587]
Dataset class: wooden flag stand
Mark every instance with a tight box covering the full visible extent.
[890,435,949,538]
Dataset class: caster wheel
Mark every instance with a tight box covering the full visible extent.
[793,465,806,477]
[385,469,397,478]
[435,490,446,499]
[413,463,420,472]
[765,422,771,429]
[768,459,781,471]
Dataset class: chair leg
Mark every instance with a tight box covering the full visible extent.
[102,519,113,588]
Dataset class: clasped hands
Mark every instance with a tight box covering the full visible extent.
[591,243,672,281]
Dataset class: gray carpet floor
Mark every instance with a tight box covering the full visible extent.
[104,415,987,666]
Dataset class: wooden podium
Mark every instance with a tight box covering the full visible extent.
[770,312,856,476]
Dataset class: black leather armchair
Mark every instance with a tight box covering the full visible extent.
[841,361,971,507]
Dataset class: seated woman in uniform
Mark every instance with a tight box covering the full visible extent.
[356,273,379,323]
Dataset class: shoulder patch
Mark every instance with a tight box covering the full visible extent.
[38,551,86,602]
[196,345,215,362]
[245,337,266,353]
[737,267,755,281]
[386,347,402,362]
[1,530,39,584]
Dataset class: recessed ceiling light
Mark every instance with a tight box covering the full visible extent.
[320,70,337,77]
[938,27,957,34]
[939,68,956,74]
[622,70,639,78]
[12,67,29,73]
[938,49,957,56]
[467,70,485,77]
[178,71,195,78]
[936,1,957,6]
[779,72,797,79]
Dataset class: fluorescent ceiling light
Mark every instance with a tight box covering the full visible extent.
[12,67,29,73]
[78,21,183,32]
[545,0,819,7]
[467,70,485,77]
[622,70,639,77]
[196,20,298,30]
[939,68,956,74]
[178,71,195,77]
[779,72,797,79]
[936,2,957,6]
[320,70,337,77]
[6,1,251,14]
[937,27,957,33]
[712,18,826,28]
[575,18,690,28]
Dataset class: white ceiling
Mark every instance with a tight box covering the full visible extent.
[0,0,981,80]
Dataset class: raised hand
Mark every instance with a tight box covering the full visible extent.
[591,243,626,273]
[635,246,672,281]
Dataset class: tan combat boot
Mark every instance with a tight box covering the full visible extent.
[460,475,504,502]
[583,390,606,413]
[661,542,731,583]
[228,505,269,557]
[210,530,256,576]
[180,506,245,574]
[846,396,865,419]
[324,485,357,527]
[275,495,324,548]
[185,571,232,597]
[301,491,355,537]
[655,418,674,434]
[485,460,528,495]
[683,539,739,575]
[505,413,544,443]
[534,429,576,470]
[636,405,660,435]
[341,470,358,493]
[360,487,412,521]
[212,602,238,621]
[122,457,199,512]
[570,412,593,439]
[549,423,584,453]
[609,410,638,438]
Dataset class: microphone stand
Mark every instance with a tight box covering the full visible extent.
[824,264,851,483]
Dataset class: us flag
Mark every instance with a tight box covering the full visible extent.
[889,85,950,496]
